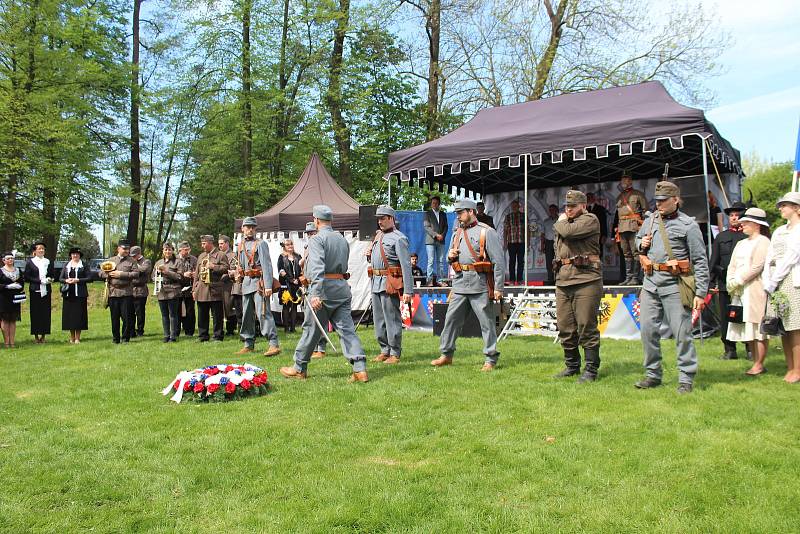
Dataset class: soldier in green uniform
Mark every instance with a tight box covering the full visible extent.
[193,235,229,342]
[635,181,709,394]
[552,190,603,382]
[614,174,649,285]
[432,199,505,371]
[280,205,369,383]
[218,235,239,336]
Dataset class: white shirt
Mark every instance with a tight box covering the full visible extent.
[762,223,800,293]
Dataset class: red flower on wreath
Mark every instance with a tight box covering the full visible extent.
[225,365,234,373]
[225,382,236,394]
[241,379,251,390]
[193,382,204,393]
[173,379,180,390]
[183,381,191,391]
[207,383,220,394]
[207,367,219,376]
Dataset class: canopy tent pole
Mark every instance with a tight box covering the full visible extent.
[700,134,712,256]
[524,154,529,287]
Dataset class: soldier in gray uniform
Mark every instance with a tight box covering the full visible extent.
[432,199,505,371]
[367,205,414,364]
[236,216,281,356]
[301,220,327,359]
[280,205,369,383]
[635,181,709,394]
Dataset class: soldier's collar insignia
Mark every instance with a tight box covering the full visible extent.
[463,221,478,229]
[662,210,679,220]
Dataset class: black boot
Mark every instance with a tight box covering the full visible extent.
[554,348,581,377]
[633,259,643,285]
[621,259,634,285]
[578,347,600,383]
[720,344,738,360]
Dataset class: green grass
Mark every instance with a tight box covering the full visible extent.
[1,294,799,532]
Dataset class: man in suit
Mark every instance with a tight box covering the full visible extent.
[423,195,448,286]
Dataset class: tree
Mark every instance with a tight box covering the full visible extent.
[127,0,144,243]
[743,161,793,230]
[325,0,353,191]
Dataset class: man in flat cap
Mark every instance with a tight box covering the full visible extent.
[194,235,229,341]
[301,220,327,359]
[614,173,649,285]
[708,201,748,360]
[432,199,505,371]
[635,181,709,394]
[129,245,151,338]
[176,241,197,337]
[280,205,369,382]
[552,190,603,382]
[99,239,138,343]
[218,234,240,336]
[236,217,281,356]
[367,205,414,364]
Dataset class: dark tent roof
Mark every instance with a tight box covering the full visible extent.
[387,81,742,195]
[235,154,360,232]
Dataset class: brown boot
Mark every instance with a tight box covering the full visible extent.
[431,355,453,367]
[372,353,389,362]
[480,362,495,372]
[263,345,281,357]
[384,355,400,364]
[348,371,369,383]
[236,346,254,355]
[311,351,326,359]
[279,366,307,380]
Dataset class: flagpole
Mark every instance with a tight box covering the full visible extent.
[793,118,800,192]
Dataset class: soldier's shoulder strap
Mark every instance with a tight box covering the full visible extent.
[476,222,492,230]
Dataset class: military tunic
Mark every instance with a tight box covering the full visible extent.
[369,228,414,358]
[636,210,709,385]
[439,221,505,364]
[99,254,138,342]
[301,240,327,353]
[615,187,649,282]
[131,256,152,337]
[175,253,198,336]
[291,225,367,373]
[223,249,241,335]
[153,257,182,341]
[238,237,279,349]
[554,212,603,373]
[194,248,229,341]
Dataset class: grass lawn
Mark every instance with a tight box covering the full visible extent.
[1,293,798,532]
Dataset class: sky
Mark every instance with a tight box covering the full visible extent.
[704,0,800,165]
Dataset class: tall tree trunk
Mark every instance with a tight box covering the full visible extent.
[139,133,155,248]
[326,0,352,191]
[530,0,569,100]
[271,0,290,181]
[425,0,441,141]
[241,0,254,214]
[127,0,143,243]
[42,184,57,260]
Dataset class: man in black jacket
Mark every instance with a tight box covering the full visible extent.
[709,201,747,360]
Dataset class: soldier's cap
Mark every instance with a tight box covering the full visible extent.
[305,221,316,232]
[724,201,747,215]
[117,239,131,249]
[313,205,333,221]
[129,246,142,256]
[242,216,258,227]
[218,234,231,243]
[200,235,214,243]
[776,192,800,208]
[375,205,396,218]
[454,199,477,212]
[178,240,191,249]
[739,207,769,227]
[653,181,680,200]
[162,242,175,250]
[565,190,587,205]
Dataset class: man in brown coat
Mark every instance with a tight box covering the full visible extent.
[99,239,139,343]
[129,245,152,338]
[218,234,239,336]
[193,235,229,341]
[613,174,648,285]
[553,190,603,382]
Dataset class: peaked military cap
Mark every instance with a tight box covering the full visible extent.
[178,241,191,249]
[242,216,258,227]
[129,246,142,255]
[565,190,587,205]
[200,235,214,243]
[454,199,477,212]
[313,205,333,221]
[653,181,680,200]
[375,205,397,218]
[117,239,131,249]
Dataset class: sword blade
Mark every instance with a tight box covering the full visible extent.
[305,296,339,353]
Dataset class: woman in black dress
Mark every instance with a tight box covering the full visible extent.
[59,247,92,343]
[1,252,25,348]
[24,242,55,343]
[277,239,302,333]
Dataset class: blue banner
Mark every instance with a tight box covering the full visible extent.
[395,210,456,271]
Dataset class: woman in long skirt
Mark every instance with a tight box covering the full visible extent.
[1,252,25,348]
[24,242,55,343]
[60,247,92,343]
[277,239,301,333]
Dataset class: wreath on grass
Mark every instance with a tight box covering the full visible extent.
[163,364,269,403]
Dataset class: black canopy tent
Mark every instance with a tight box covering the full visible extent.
[385,81,743,285]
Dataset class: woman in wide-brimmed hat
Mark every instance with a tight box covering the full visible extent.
[726,208,771,375]
[763,192,800,383]
[59,247,93,343]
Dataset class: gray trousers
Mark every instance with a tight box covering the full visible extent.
[293,298,366,373]
[439,291,498,364]
[240,291,279,348]
[372,291,403,357]
[640,289,698,384]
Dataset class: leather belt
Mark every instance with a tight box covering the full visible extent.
[620,214,641,220]
[243,268,262,277]
[455,263,478,271]
[324,273,350,280]
[370,269,389,276]
[560,255,600,265]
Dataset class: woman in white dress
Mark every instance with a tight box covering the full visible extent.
[726,208,771,375]
[763,192,800,383]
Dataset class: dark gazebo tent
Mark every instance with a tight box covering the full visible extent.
[235,153,360,232]
[386,81,742,284]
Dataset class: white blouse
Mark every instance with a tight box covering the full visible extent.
[762,223,800,293]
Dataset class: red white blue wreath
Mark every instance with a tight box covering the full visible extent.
[163,363,269,403]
